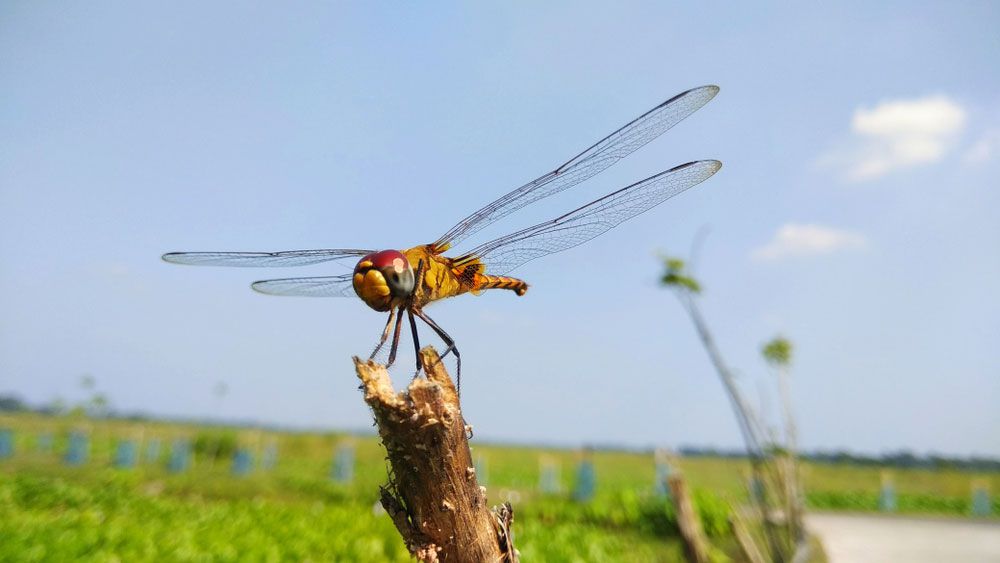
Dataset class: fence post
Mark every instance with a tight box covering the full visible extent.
[474,453,489,487]
[0,428,12,459]
[971,479,991,517]
[879,470,896,512]
[168,439,191,473]
[332,441,355,484]
[261,440,278,471]
[232,447,254,476]
[747,470,765,505]
[669,473,711,563]
[539,456,562,494]
[654,448,673,498]
[730,508,767,563]
[65,430,89,466]
[114,439,137,469]
[573,449,596,503]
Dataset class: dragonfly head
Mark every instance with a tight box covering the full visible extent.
[352,250,415,311]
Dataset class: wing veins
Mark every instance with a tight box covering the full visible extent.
[433,85,719,251]
[459,160,722,275]
[161,249,373,268]
[251,274,356,297]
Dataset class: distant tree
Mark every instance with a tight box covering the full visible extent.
[40,397,67,416]
[0,394,28,412]
[90,393,109,418]
[62,375,113,419]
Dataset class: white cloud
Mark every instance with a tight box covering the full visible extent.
[963,129,1000,164]
[825,95,967,181]
[751,224,866,262]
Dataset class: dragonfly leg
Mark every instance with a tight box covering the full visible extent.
[406,259,427,377]
[370,307,397,360]
[386,305,405,368]
[406,308,421,378]
[413,309,462,394]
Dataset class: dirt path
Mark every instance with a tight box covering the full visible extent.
[807,512,1000,563]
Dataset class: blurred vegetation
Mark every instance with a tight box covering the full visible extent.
[0,412,996,561]
[660,253,805,561]
[660,257,702,293]
[192,431,238,461]
[0,413,736,561]
[657,251,1000,561]
[761,337,792,367]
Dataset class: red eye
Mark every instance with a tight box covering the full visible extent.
[368,250,409,271]
[354,249,415,298]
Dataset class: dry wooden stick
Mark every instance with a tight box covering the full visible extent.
[730,507,767,563]
[354,346,517,563]
[668,474,711,563]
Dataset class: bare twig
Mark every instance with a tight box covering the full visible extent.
[354,347,516,563]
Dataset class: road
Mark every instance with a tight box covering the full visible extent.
[807,512,1000,563]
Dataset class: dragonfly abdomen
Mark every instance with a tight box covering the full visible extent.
[475,275,528,296]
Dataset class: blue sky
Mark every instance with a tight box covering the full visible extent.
[2,2,998,456]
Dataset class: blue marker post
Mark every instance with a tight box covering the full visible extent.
[232,448,254,476]
[474,453,488,487]
[114,439,137,469]
[572,449,596,503]
[747,471,765,505]
[168,439,191,473]
[0,428,13,460]
[538,456,562,494]
[65,431,89,466]
[879,471,896,513]
[971,480,992,518]
[654,449,673,498]
[332,442,355,484]
[261,441,278,471]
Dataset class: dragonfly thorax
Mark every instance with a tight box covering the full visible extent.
[352,250,415,311]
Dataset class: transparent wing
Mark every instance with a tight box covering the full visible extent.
[455,160,721,276]
[162,249,373,267]
[250,274,355,297]
[432,85,719,252]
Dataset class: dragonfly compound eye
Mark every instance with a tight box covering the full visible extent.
[353,250,414,311]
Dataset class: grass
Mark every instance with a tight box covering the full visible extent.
[677,456,1000,516]
[0,412,996,561]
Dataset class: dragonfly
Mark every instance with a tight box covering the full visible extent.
[163,85,721,387]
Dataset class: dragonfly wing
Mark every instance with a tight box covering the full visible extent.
[251,274,356,297]
[457,160,721,276]
[162,249,373,267]
[432,85,719,252]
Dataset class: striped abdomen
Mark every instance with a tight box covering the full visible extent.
[450,256,529,297]
[475,274,528,296]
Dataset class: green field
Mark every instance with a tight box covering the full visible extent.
[0,414,995,561]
